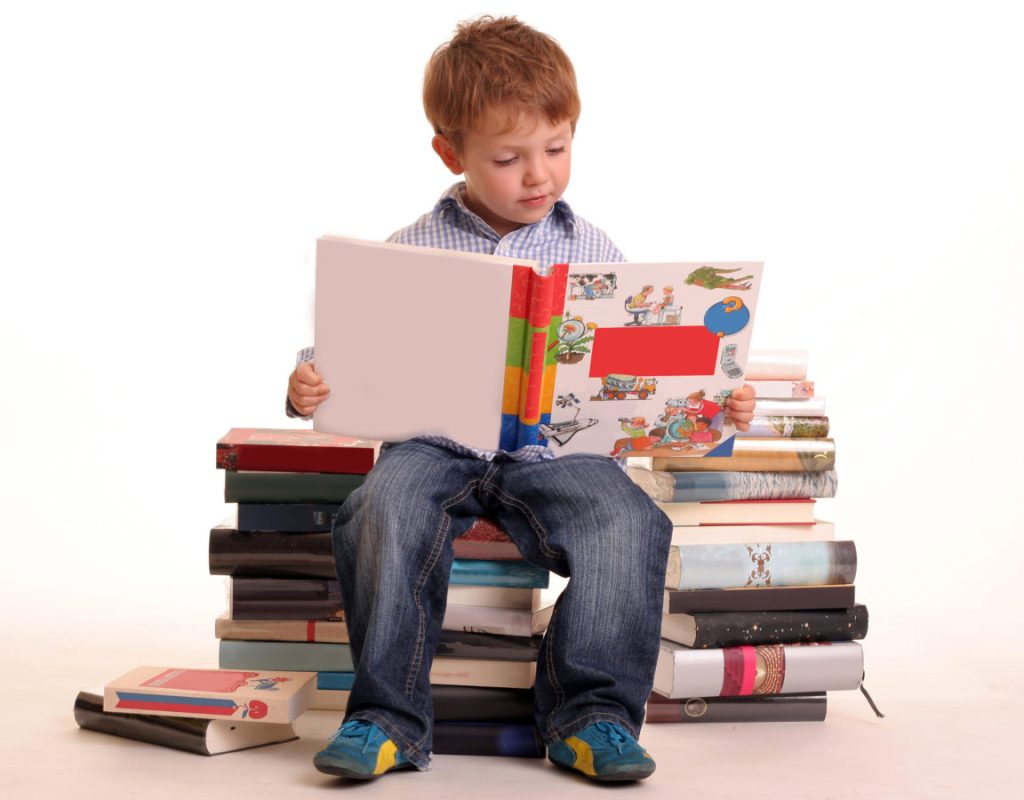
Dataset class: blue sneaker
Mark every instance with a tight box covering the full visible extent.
[548,721,656,782]
[313,719,414,779]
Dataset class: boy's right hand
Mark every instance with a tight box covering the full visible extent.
[288,362,331,417]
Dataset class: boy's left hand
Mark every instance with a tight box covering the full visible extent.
[725,384,756,431]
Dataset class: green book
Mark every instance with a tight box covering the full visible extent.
[224,471,365,503]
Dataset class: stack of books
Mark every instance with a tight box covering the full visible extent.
[630,349,870,724]
[212,428,551,757]
[212,428,377,712]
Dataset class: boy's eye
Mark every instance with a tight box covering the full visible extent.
[494,157,518,167]
[547,147,565,156]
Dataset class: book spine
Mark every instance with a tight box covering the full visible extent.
[668,470,838,502]
[224,472,365,503]
[666,541,857,591]
[230,578,344,621]
[431,685,534,722]
[216,443,375,474]
[500,266,537,450]
[654,439,836,472]
[317,672,355,690]
[516,264,567,449]
[442,604,552,638]
[209,529,336,579]
[432,721,545,758]
[435,631,541,662]
[645,693,826,723]
[736,416,830,438]
[686,604,869,649]
[218,640,353,673]
[449,559,550,589]
[750,398,827,417]
[745,350,807,381]
[664,584,855,613]
[236,503,341,533]
[215,617,349,644]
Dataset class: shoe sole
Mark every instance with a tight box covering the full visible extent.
[549,759,655,782]
[314,761,415,780]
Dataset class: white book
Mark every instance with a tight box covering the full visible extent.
[310,689,350,712]
[656,499,816,526]
[429,658,536,690]
[753,397,826,416]
[446,585,546,610]
[442,603,554,637]
[671,520,834,545]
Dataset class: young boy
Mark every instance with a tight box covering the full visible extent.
[287,16,755,783]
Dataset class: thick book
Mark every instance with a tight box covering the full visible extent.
[224,471,365,503]
[453,518,523,560]
[215,614,349,644]
[216,428,379,474]
[661,604,869,649]
[645,692,826,723]
[745,350,807,381]
[310,688,350,711]
[317,672,355,691]
[236,503,341,533]
[748,379,815,398]
[442,603,554,638]
[671,521,835,546]
[736,415,830,438]
[436,631,541,662]
[229,577,344,621]
[432,721,545,758]
[209,524,335,579]
[429,658,536,690]
[663,584,855,614]
[665,541,857,591]
[314,236,763,458]
[655,498,817,526]
[750,398,826,417]
[431,685,534,722]
[446,585,546,610]
[104,667,316,723]
[653,640,863,698]
[218,640,353,673]
[653,438,836,472]
[644,469,839,503]
[450,559,549,589]
[75,690,299,754]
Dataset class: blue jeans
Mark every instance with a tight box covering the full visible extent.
[331,438,672,770]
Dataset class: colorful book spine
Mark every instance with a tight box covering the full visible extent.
[653,438,836,472]
[218,640,353,673]
[665,541,857,591]
[224,471,364,503]
[453,518,523,560]
[656,469,839,502]
[654,641,863,698]
[736,415,830,438]
[645,692,826,723]
[450,559,550,589]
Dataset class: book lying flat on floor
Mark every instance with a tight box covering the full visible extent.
[645,692,827,723]
[432,721,545,758]
[75,690,299,754]
[104,667,316,723]
[314,236,763,458]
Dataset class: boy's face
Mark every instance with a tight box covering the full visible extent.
[433,112,573,237]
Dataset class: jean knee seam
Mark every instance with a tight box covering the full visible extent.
[483,483,562,560]
[542,604,567,740]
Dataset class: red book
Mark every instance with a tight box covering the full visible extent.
[454,518,524,560]
[216,428,380,474]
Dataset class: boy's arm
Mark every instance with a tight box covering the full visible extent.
[286,347,330,419]
[725,384,755,431]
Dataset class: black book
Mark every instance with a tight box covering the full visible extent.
[662,604,869,649]
[209,524,336,579]
[230,577,343,620]
[431,685,534,722]
[435,631,541,662]
[432,721,545,757]
[663,584,855,614]
[236,503,341,532]
[73,690,298,754]
[646,692,827,723]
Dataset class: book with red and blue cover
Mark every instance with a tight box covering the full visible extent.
[313,236,763,457]
[103,667,316,724]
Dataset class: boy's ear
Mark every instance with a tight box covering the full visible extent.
[432,135,464,175]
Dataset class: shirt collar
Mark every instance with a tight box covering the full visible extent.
[432,181,579,239]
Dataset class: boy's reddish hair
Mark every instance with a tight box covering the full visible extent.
[423,16,580,151]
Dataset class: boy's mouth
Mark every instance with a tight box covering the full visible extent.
[520,194,548,207]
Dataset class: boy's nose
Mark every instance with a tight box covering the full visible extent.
[523,157,548,185]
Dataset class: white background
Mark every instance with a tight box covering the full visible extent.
[1,0,1021,792]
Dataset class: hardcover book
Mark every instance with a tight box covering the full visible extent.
[216,428,379,474]
[660,604,869,649]
[215,614,349,644]
[750,397,827,417]
[431,685,534,722]
[442,603,554,638]
[218,640,354,673]
[663,584,855,614]
[229,577,344,621]
[103,667,316,723]
[665,541,857,591]
[428,657,536,690]
[748,379,815,398]
[642,469,839,503]
[671,521,836,546]
[736,415,830,438]
[310,688,350,712]
[645,692,826,723]
[745,350,807,381]
[75,690,299,754]
[446,585,546,610]
[314,236,763,458]
[236,503,341,533]
[209,524,335,579]
[435,631,541,662]
[655,498,817,526]
[450,559,550,589]
[453,518,523,560]
[224,471,364,504]
[652,641,864,698]
[432,721,545,758]
[652,438,836,472]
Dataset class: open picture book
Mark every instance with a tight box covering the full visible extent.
[314,236,763,458]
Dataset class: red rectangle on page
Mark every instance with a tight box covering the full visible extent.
[588,326,720,377]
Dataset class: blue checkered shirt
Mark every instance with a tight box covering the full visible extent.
[289,181,625,462]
